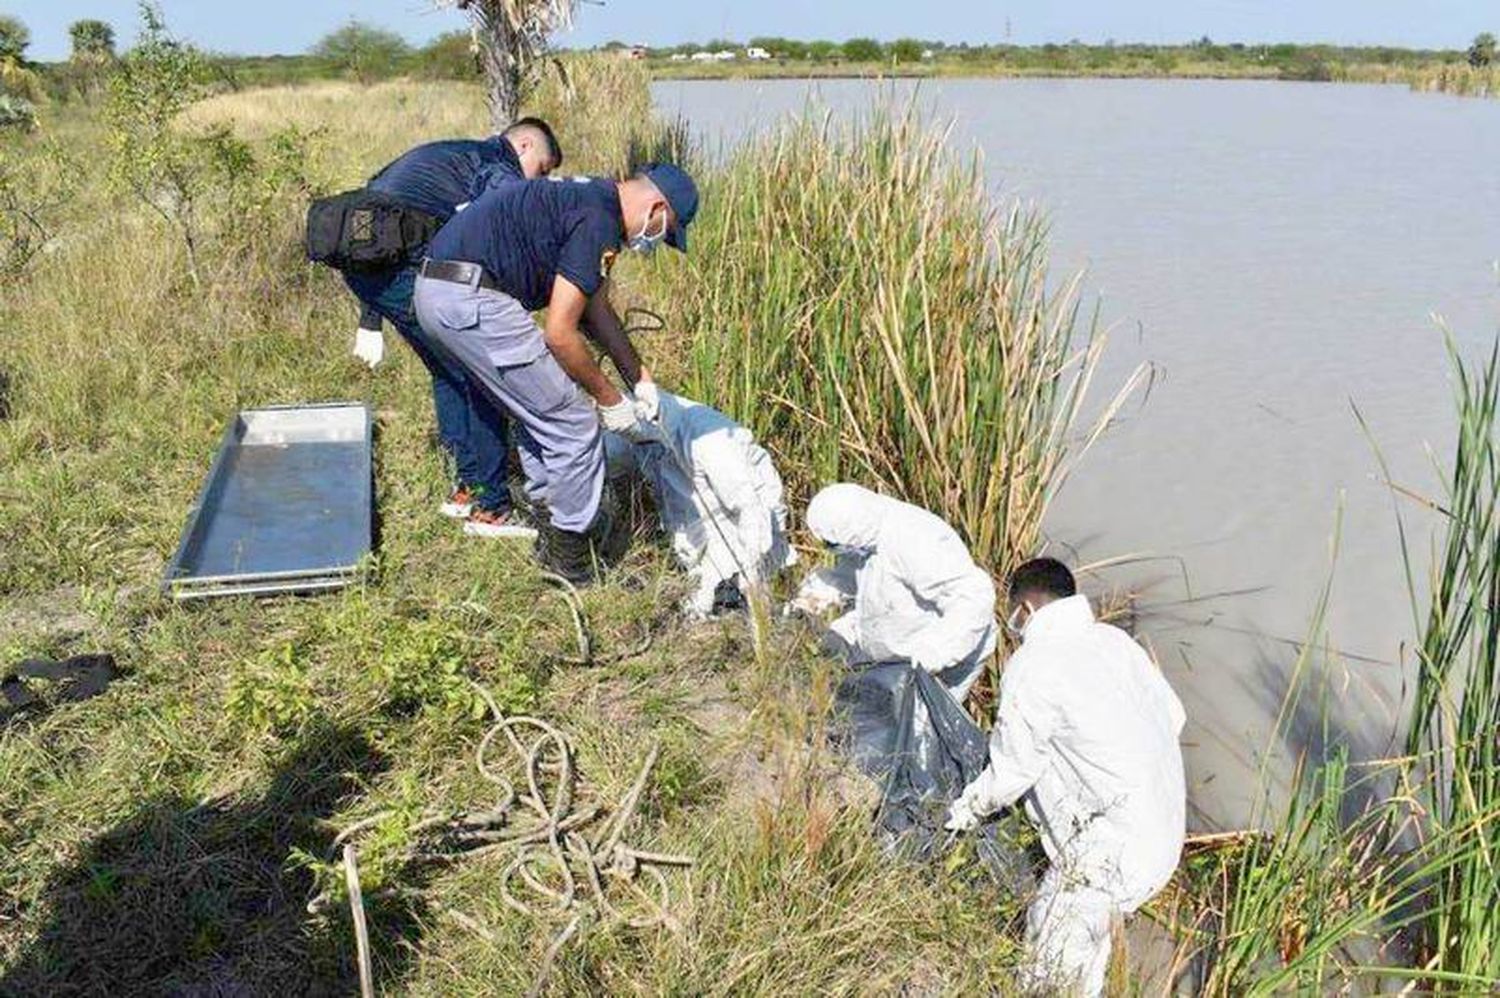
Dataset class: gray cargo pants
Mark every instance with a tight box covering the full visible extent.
[412,275,603,532]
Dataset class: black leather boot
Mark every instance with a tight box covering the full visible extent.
[535,523,595,585]
[533,483,627,587]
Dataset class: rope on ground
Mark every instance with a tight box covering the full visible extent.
[312,678,693,996]
[344,844,376,998]
[539,570,655,666]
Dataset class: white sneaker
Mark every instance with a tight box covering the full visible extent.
[463,508,539,540]
[440,486,475,519]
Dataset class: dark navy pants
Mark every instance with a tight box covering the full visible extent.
[343,265,510,512]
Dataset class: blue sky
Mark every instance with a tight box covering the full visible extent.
[5,0,1492,62]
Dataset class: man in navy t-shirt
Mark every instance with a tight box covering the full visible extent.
[345,118,562,539]
[412,163,699,584]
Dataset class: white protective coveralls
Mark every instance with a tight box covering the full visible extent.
[952,594,1187,997]
[620,392,796,616]
[800,484,997,702]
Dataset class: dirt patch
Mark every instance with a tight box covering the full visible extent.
[0,587,102,649]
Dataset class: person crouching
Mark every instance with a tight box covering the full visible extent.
[795,483,997,703]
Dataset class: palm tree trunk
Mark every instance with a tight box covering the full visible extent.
[474,15,521,129]
[447,0,577,130]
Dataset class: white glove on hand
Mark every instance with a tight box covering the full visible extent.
[598,396,642,434]
[789,569,849,616]
[633,378,660,423]
[944,794,980,833]
[352,328,385,369]
[912,651,953,676]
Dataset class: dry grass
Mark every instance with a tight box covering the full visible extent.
[1406,63,1500,98]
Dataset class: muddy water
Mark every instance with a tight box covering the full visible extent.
[653,77,1500,828]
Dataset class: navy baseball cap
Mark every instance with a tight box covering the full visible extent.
[639,163,698,251]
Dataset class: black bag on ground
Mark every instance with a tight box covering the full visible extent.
[305,188,439,271]
[833,660,1035,894]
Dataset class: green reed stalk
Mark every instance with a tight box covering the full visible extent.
[1396,335,1500,985]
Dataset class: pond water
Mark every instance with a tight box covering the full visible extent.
[652,77,1500,828]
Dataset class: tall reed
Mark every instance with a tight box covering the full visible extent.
[674,104,1143,583]
[1397,335,1500,985]
[1407,63,1500,98]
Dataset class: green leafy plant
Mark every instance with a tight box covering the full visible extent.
[370,618,484,718]
[226,642,320,737]
[1393,335,1500,986]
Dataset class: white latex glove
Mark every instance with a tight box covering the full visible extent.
[352,327,385,369]
[789,569,849,616]
[912,651,953,676]
[598,396,641,434]
[944,794,980,833]
[633,378,660,423]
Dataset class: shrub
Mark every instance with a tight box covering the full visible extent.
[0,140,79,273]
[310,20,411,84]
[0,93,34,131]
[841,37,884,63]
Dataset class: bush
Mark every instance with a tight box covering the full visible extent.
[841,37,884,62]
[890,39,924,64]
[677,106,1133,590]
[311,21,411,84]
[0,93,34,130]
[1469,32,1496,69]
[805,40,838,61]
[105,5,313,282]
[418,30,480,80]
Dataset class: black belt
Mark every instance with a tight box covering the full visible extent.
[420,258,501,292]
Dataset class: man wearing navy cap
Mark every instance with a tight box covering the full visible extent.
[412,163,699,583]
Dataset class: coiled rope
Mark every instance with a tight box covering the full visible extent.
[314,668,691,995]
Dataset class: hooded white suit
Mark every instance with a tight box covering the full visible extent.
[800,484,997,701]
[953,593,1187,996]
[617,392,795,616]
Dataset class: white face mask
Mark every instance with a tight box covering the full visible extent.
[1005,601,1034,640]
[628,206,668,255]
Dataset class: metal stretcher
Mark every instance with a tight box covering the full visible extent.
[163,403,373,600]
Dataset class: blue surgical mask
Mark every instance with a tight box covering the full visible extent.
[628,207,668,255]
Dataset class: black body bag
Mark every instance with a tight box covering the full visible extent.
[305,188,439,271]
[833,659,1036,895]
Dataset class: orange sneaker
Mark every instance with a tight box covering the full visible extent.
[440,486,475,519]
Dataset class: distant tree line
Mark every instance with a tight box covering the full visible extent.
[640,35,1468,70]
[2,12,1495,114]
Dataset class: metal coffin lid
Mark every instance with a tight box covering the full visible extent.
[163,402,373,599]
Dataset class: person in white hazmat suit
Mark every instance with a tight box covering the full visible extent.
[608,391,796,616]
[795,483,997,703]
[945,557,1186,997]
